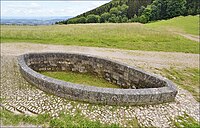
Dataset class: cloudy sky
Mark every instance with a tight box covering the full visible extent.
[1,1,110,18]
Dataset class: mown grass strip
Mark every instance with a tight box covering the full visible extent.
[0,108,120,127]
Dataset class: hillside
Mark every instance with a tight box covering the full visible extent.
[58,0,199,24]
[1,15,199,54]
[76,0,152,19]
[58,0,152,24]
[146,15,199,35]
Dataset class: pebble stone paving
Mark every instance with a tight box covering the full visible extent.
[1,54,199,127]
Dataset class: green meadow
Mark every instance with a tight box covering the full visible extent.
[1,15,199,127]
[146,15,199,35]
[161,68,200,102]
[1,15,199,54]
[0,108,120,127]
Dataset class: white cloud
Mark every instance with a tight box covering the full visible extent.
[1,1,110,17]
[6,2,41,9]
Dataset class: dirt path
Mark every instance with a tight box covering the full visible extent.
[175,32,199,42]
[1,43,199,71]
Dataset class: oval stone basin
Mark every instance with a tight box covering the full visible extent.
[18,53,178,106]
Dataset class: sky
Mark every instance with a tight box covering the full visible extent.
[1,1,110,18]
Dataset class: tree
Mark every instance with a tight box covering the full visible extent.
[130,14,139,22]
[118,4,129,16]
[118,16,123,23]
[100,12,111,23]
[108,14,117,23]
[122,17,128,22]
[77,17,87,23]
[127,0,152,18]
[185,0,200,15]
[110,7,119,15]
[86,14,100,23]
[141,5,152,22]
[138,6,146,16]
[149,3,161,21]
[166,0,186,18]
[138,15,148,23]
[67,19,76,24]
[138,0,187,22]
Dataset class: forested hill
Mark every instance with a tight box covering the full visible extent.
[75,0,152,19]
[57,0,199,24]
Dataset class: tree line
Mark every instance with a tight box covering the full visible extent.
[57,0,199,24]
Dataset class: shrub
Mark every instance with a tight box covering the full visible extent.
[122,17,128,22]
[100,12,111,23]
[110,7,119,15]
[86,14,100,23]
[77,17,87,23]
[138,15,148,23]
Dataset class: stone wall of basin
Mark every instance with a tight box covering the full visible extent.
[18,53,178,105]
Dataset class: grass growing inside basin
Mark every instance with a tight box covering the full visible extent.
[161,68,199,102]
[40,71,121,88]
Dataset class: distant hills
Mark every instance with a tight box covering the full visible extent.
[58,0,199,24]
[1,16,72,25]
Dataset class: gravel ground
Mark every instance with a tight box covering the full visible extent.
[1,43,199,127]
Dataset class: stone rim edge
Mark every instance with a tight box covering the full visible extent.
[18,52,178,106]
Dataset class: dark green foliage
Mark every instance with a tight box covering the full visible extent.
[118,4,129,16]
[122,17,128,22]
[54,0,200,24]
[110,7,120,15]
[57,0,128,24]
[131,0,194,23]
[138,15,149,23]
[138,6,146,16]
[67,17,87,24]
[127,0,153,18]
[185,0,200,15]
[86,14,100,23]
[100,12,110,23]
[80,0,128,17]
[140,5,152,23]
[130,14,139,22]
[166,0,186,18]
[108,14,118,23]
[77,17,87,24]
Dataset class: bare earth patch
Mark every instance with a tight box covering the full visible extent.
[175,32,199,42]
[1,43,199,127]
[1,43,199,70]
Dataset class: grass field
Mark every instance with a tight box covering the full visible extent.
[146,15,199,35]
[41,71,121,88]
[161,68,199,102]
[173,113,200,128]
[1,15,199,54]
[1,15,199,127]
[0,108,120,127]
